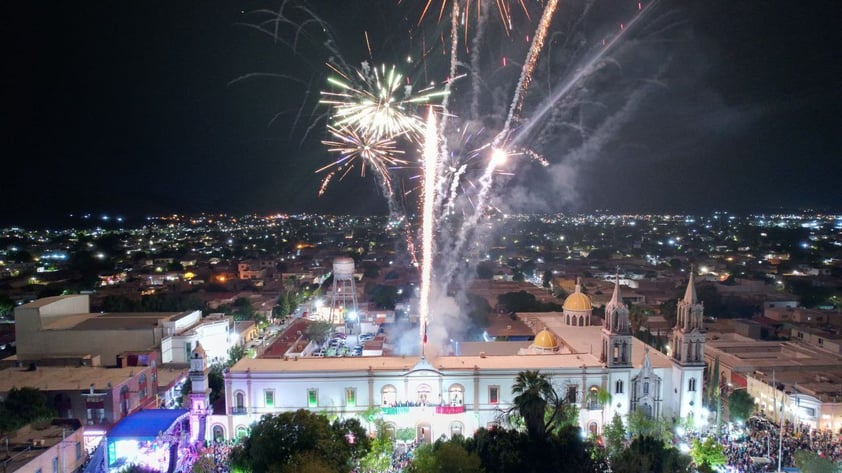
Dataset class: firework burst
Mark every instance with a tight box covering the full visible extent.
[317,125,407,196]
[320,62,448,142]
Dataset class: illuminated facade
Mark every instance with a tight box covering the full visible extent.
[207,277,705,441]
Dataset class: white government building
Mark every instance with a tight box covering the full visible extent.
[203,275,707,441]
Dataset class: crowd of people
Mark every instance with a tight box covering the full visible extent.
[704,416,842,472]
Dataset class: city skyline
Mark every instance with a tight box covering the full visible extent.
[2,0,841,226]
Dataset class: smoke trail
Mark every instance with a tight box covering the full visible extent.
[469,7,489,120]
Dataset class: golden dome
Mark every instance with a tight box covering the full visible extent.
[563,292,592,311]
[533,329,558,350]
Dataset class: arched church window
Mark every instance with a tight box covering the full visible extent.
[381,385,397,406]
[448,384,464,406]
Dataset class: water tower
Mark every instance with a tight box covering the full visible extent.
[329,257,358,325]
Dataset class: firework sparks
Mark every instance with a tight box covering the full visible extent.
[419,108,439,351]
[406,0,531,33]
[317,125,407,196]
[320,62,448,142]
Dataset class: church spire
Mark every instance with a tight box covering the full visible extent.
[683,266,697,304]
[609,271,622,306]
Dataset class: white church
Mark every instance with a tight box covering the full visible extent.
[194,273,707,442]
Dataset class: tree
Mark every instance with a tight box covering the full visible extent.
[0,387,55,432]
[305,320,334,346]
[690,437,728,471]
[229,410,369,473]
[793,450,842,473]
[232,297,256,321]
[728,390,755,422]
[627,410,674,445]
[542,270,553,288]
[690,437,727,472]
[612,436,690,473]
[511,370,552,439]
[227,344,246,366]
[191,455,218,473]
[0,295,15,320]
[602,413,627,459]
[359,420,393,473]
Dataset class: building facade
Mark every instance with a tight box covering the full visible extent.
[206,276,706,441]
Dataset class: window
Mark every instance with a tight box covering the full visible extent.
[52,457,58,473]
[75,442,82,460]
[566,385,578,404]
[345,388,356,407]
[264,390,275,407]
[587,386,600,410]
[185,342,192,360]
[643,382,650,395]
[235,392,245,409]
[450,421,463,437]
[138,374,148,398]
[448,384,464,406]
[489,386,499,404]
[688,378,696,392]
[381,385,397,406]
[615,380,624,394]
[308,389,318,408]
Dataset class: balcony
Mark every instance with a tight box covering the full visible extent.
[231,407,248,415]
[435,405,465,415]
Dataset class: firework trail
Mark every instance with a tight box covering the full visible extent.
[495,0,559,147]
[419,108,439,351]
[510,0,659,148]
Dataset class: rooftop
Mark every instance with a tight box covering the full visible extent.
[0,365,149,392]
[107,409,189,440]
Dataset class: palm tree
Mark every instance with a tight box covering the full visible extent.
[511,370,557,439]
[597,387,613,429]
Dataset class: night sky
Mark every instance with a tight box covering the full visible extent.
[2,1,841,226]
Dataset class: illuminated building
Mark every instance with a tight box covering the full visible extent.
[207,275,706,441]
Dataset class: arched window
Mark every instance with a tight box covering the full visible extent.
[615,380,624,394]
[566,314,570,325]
[120,385,130,417]
[212,425,225,441]
[381,385,397,406]
[234,391,245,414]
[587,386,600,410]
[643,382,650,395]
[579,315,584,326]
[588,422,598,436]
[688,378,696,392]
[450,421,464,437]
[236,426,248,439]
[138,374,148,398]
[448,384,464,406]
[416,384,432,405]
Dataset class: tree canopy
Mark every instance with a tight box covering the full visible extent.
[728,389,756,422]
[229,410,369,473]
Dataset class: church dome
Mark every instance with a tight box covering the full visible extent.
[563,292,592,311]
[563,277,592,311]
[533,329,558,350]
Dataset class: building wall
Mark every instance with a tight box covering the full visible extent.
[217,361,685,442]
[20,427,87,473]
[18,329,159,367]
